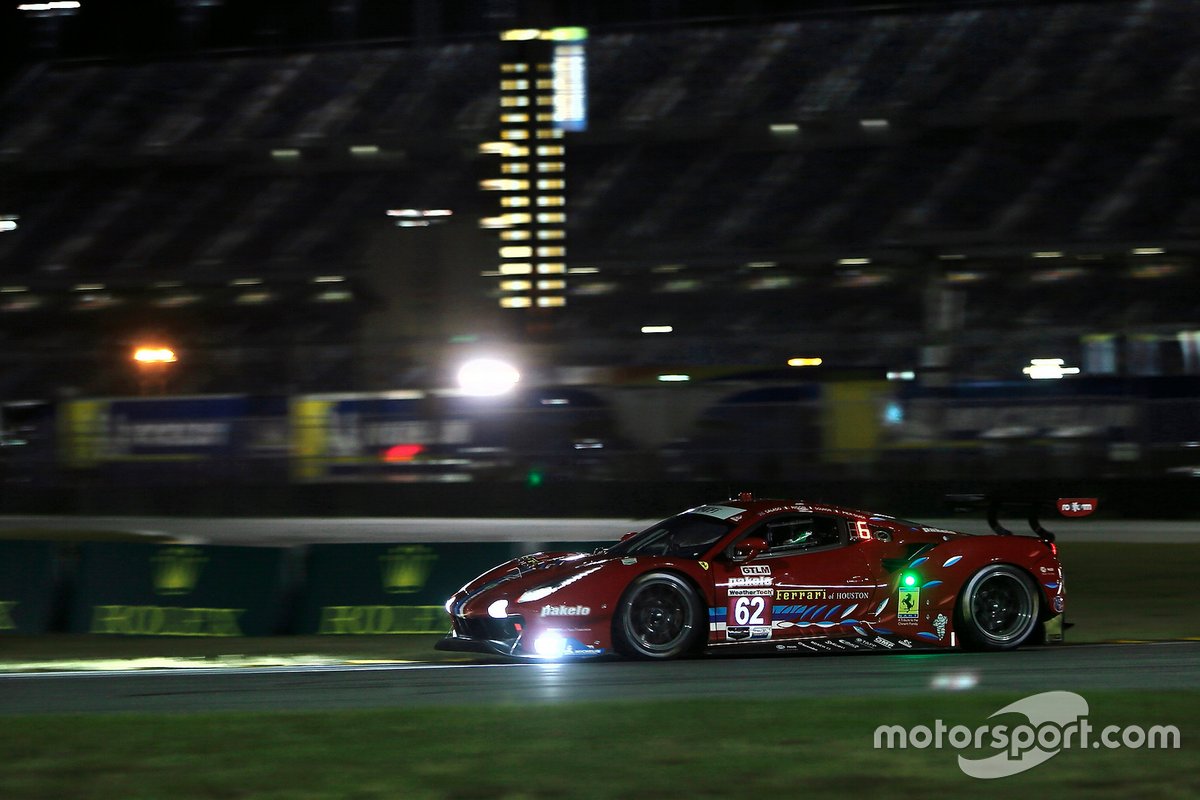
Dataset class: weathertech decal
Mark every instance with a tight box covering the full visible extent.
[728,588,774,597]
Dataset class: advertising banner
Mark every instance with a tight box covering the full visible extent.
[289,393,486,481]
[58,395,289,478]
[0,541,57,634]
[70,542,290,636]
[297,542,537,635]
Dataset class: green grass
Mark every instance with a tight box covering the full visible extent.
[0,692,1196,799]
[1060,543,1200,642]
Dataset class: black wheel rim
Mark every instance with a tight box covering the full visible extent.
[627,582,692,653]
[971,572,1034,643]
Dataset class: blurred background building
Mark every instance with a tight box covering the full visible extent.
[1,0,1199,506]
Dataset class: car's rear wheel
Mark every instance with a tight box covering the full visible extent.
[613,572,705,659]
[956,564,1040,651]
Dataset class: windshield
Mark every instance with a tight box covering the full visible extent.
[607,513,734,559]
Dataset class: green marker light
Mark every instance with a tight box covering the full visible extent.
[902,572,918,588]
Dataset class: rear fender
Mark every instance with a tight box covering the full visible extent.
[877,537,1058,647]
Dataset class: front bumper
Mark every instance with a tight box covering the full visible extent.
[436,613,525,657]
[435,632,523,657]
[432,633,525,657]
[436,612,605,659]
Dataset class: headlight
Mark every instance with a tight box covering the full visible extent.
[487,599,509,619]
[516,565,603,604]
[533,631,567,658]
[517,585,556,604]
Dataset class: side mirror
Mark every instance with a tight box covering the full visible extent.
[619,531,638,542]
[732,536,768,562]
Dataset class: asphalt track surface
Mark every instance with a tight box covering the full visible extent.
[2,515,1199,545]
[1,642,1197,716]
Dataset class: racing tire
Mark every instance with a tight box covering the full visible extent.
[956,564,1041,651]
[613,572,706,660]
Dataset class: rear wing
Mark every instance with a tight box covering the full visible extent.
[945,495,1098,543]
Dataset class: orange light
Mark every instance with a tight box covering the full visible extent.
[133,347,177,364]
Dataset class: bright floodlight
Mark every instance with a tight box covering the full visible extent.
[457,358,520,396]
[1022,358,1079,380]
[133,346,177,364]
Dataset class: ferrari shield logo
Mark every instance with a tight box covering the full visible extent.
[897,586,920,624]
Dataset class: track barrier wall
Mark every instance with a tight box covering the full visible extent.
[70,543,292,637]
[297,542,516,635]
[0,539,609,638]
[0,541,57,634]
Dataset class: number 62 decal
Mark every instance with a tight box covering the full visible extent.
[728,593,772,626]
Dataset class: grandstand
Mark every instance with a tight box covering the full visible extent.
[1,0,1199,398]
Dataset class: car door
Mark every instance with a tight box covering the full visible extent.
[712,511,880,644]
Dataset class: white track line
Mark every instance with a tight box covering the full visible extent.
[0,661,535,680]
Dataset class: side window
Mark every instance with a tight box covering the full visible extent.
[762,514,844,553]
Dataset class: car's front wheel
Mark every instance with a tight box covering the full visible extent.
[613,572,705,659]
[956,564,1041,651]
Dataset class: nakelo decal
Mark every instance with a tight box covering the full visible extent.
[729,576,772,587]
[152,547,207,596]
[379,545,437,594]
[541,604,591,616]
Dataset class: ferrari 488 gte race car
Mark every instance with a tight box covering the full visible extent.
[436,493,1088,660]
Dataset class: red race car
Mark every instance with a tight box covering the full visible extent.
[436,493,1085,660]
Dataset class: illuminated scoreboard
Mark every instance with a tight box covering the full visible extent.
[480,27,588,311]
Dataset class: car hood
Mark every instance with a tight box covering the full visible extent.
[453,548,611,603]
